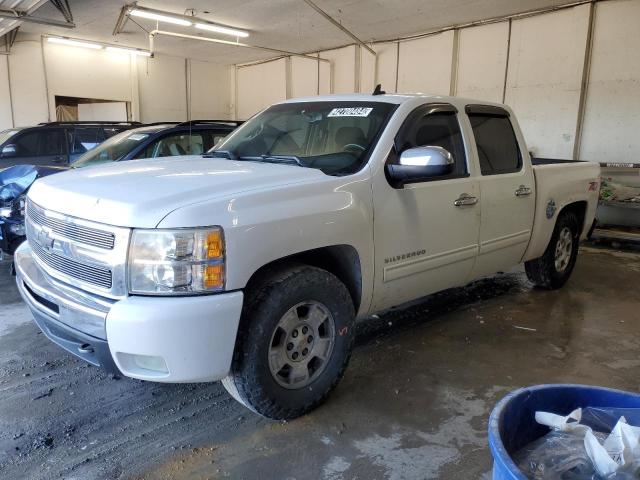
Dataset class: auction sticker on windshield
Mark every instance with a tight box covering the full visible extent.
[328,107,373,117]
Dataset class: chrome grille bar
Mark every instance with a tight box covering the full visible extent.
[31,239,113,289]
[28,201,115,249]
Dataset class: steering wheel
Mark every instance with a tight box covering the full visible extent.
[342,143,366,153]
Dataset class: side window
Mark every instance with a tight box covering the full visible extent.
[12,131,41,157]
[39,130,66,156]
[70,128,103,155]
[467,113,521,175]
[141,133,205,158]
[394,110,467,177]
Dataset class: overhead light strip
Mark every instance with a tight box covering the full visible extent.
[129,9,192,27]
[127,6,249,38]
[46,36,151,57]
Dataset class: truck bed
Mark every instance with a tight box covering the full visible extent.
[524,159,601,262]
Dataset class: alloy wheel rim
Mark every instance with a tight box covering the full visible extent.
[268,301,336,389]
[554,227,573,273]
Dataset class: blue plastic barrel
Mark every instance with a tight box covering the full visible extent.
[488,384,640,480]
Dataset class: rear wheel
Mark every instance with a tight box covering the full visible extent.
[222,264,355,419]
[525,211,580,289]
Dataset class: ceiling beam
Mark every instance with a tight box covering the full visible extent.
[301,0,375,56]
[0,8,75,29]
[48,0,73,24]
[149,29,331,63]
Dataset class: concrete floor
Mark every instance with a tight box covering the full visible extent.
[1,245,639,479]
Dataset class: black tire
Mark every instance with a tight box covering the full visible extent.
[525,210,580,290]
[222,263,355,419]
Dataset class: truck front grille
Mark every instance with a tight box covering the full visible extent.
[25,199,130,298]
[27,201,115,250]
[30,239,113,289]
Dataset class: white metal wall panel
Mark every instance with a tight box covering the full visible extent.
[290,56,319,98]
[374,42,398,93]
[45,43,134,116]
[580,0,640,163]
[138,55,188,123]
[397,31,454,95]
[189,60,232,120]
[456,22,510,102]
[236,58,287,120]
[360,48,376,94]
[320,45,357,93]
[8,40,49,126]
[505,4,590,158]
[0,56,13,130]
[319,59,331,95]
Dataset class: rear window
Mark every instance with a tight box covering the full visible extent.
[468,114,521,175]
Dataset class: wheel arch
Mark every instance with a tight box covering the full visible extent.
[244,245,363,313]
[558,200,588,235]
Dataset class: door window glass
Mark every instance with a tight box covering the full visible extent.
[71,128,103,154]
[11,131,41,157]
[38,130,66,156]
[394,111,467,177]
[468,114,521,175]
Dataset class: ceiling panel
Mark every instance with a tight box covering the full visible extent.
[15,0,582,64]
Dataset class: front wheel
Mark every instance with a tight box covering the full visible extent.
[222,264,355,419]
[525,210,580,289]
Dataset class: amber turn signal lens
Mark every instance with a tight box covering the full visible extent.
[203,264,224,289]
[206,231,224,258]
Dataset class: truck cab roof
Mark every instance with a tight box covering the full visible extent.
[280,93,508,111]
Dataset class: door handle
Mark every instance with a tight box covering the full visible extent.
[454,193,478,207]
[515,185,532,197]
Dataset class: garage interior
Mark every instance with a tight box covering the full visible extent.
[1,0,640,479]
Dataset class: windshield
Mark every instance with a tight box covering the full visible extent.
[212,101,396,175]
[0,129,19,146]
[73,128,155,168]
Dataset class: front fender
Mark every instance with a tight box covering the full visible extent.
[157,172,375,315]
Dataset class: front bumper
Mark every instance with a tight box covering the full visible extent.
[15,242,244,383]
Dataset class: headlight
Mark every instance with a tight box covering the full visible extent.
[128,227,225,295]
[0,206,10,217]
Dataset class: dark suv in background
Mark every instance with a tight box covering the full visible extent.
[0,121,140,169]
[0,119,241,257]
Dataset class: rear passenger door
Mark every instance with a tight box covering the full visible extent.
[466,105,535,279]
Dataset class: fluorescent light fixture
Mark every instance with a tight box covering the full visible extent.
[47,37,103,50]
[195,23,249,38]
[106,46,151,57]
[129,9,192,26]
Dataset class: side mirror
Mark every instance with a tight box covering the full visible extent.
[386,146,455,187]
[1,144,16,157]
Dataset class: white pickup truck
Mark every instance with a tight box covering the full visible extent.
[15,93,600,419]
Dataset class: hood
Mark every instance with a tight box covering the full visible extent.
[27,156,327,228]
[0,164,67,204]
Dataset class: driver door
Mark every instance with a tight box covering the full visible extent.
[370,104,481,311]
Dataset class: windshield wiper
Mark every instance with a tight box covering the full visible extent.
[238,155,306,167]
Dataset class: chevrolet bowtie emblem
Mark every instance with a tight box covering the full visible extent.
[36,228,55,252]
